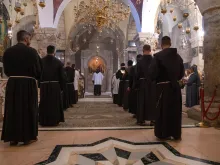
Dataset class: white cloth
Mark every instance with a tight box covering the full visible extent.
[112,74,120,94]
[74,70,80,90]
[92,72,104,85]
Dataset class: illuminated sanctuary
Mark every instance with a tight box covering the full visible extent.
[0,0,219,165]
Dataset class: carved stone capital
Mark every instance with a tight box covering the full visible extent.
[189,37,204,48]
[133,32,158,54]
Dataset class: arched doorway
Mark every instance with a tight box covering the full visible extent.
[86,56,107,93]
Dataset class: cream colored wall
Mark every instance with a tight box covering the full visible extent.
[63,0,77,39]
[127,17,137,41]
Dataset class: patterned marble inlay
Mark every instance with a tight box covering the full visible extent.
[36,137,220,165]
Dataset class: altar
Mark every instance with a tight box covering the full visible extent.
[81,47,114,93]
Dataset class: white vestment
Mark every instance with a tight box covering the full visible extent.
[112,74,120,94]
[74,70,80,90]
[92,72,104,85]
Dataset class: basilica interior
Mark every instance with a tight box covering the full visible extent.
[0,0,220,165]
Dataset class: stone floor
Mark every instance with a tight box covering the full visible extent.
[52,99,196,128]
[0,98,197,128]
[0,128,220,165]
[0,97,219,165]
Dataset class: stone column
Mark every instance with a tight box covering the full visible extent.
[189,36,204,72]
[0,97,3,122]
[196,0,220,123]
[134,32,158,54]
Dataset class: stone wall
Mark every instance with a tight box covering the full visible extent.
[127,17,137,41]
[56,13,66,50]
[32,13,66,57]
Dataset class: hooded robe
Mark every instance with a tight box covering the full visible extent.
[149,48,184,139]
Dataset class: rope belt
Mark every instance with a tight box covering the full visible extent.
[9,76,38,89]
[9,76,36,80]
[66,82,73,85]
[139,78,146,80]
[125,80,129,82]
[157,81,170,85]
[40,81,59,83]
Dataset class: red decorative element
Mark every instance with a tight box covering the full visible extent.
[130,0,143,23]
[200,87,220,121]
[53,0,63,21]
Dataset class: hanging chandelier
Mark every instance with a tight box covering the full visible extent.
[74,0,130,32]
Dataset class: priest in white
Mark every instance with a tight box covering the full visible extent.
[92,68,104,96]
[74,69,80,102]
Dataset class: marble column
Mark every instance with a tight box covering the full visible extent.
[196,0,220,123]
[134,32,158,54]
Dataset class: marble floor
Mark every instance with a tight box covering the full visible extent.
[0,128,220,165]
[0,97,219,165]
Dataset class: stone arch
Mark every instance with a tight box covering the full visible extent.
[12,15,36,46]
[127,15,137,41]
[53,0,141,32]
[1,3,10,20]
[82,51,113,93]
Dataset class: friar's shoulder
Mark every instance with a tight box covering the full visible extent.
[177,53,183,62]
[54,57,63,66]
[153,50,163,58]
[28,47,38,54]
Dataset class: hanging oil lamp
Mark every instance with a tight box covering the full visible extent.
[39,0,46,9]
[186,27,191,34]
[183,9,189,18]
[173,16,177,21]
[193,25,199,31]
[167,0,171,4]
[0,16,3,24]
[15,18,20,24]
[14,1,22,13]
[23,1,27,7]
[178,23,182,29]
[161,8,167,15]
[20,8,25,16]
[7,20,13,28]
[170,8,174,14]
